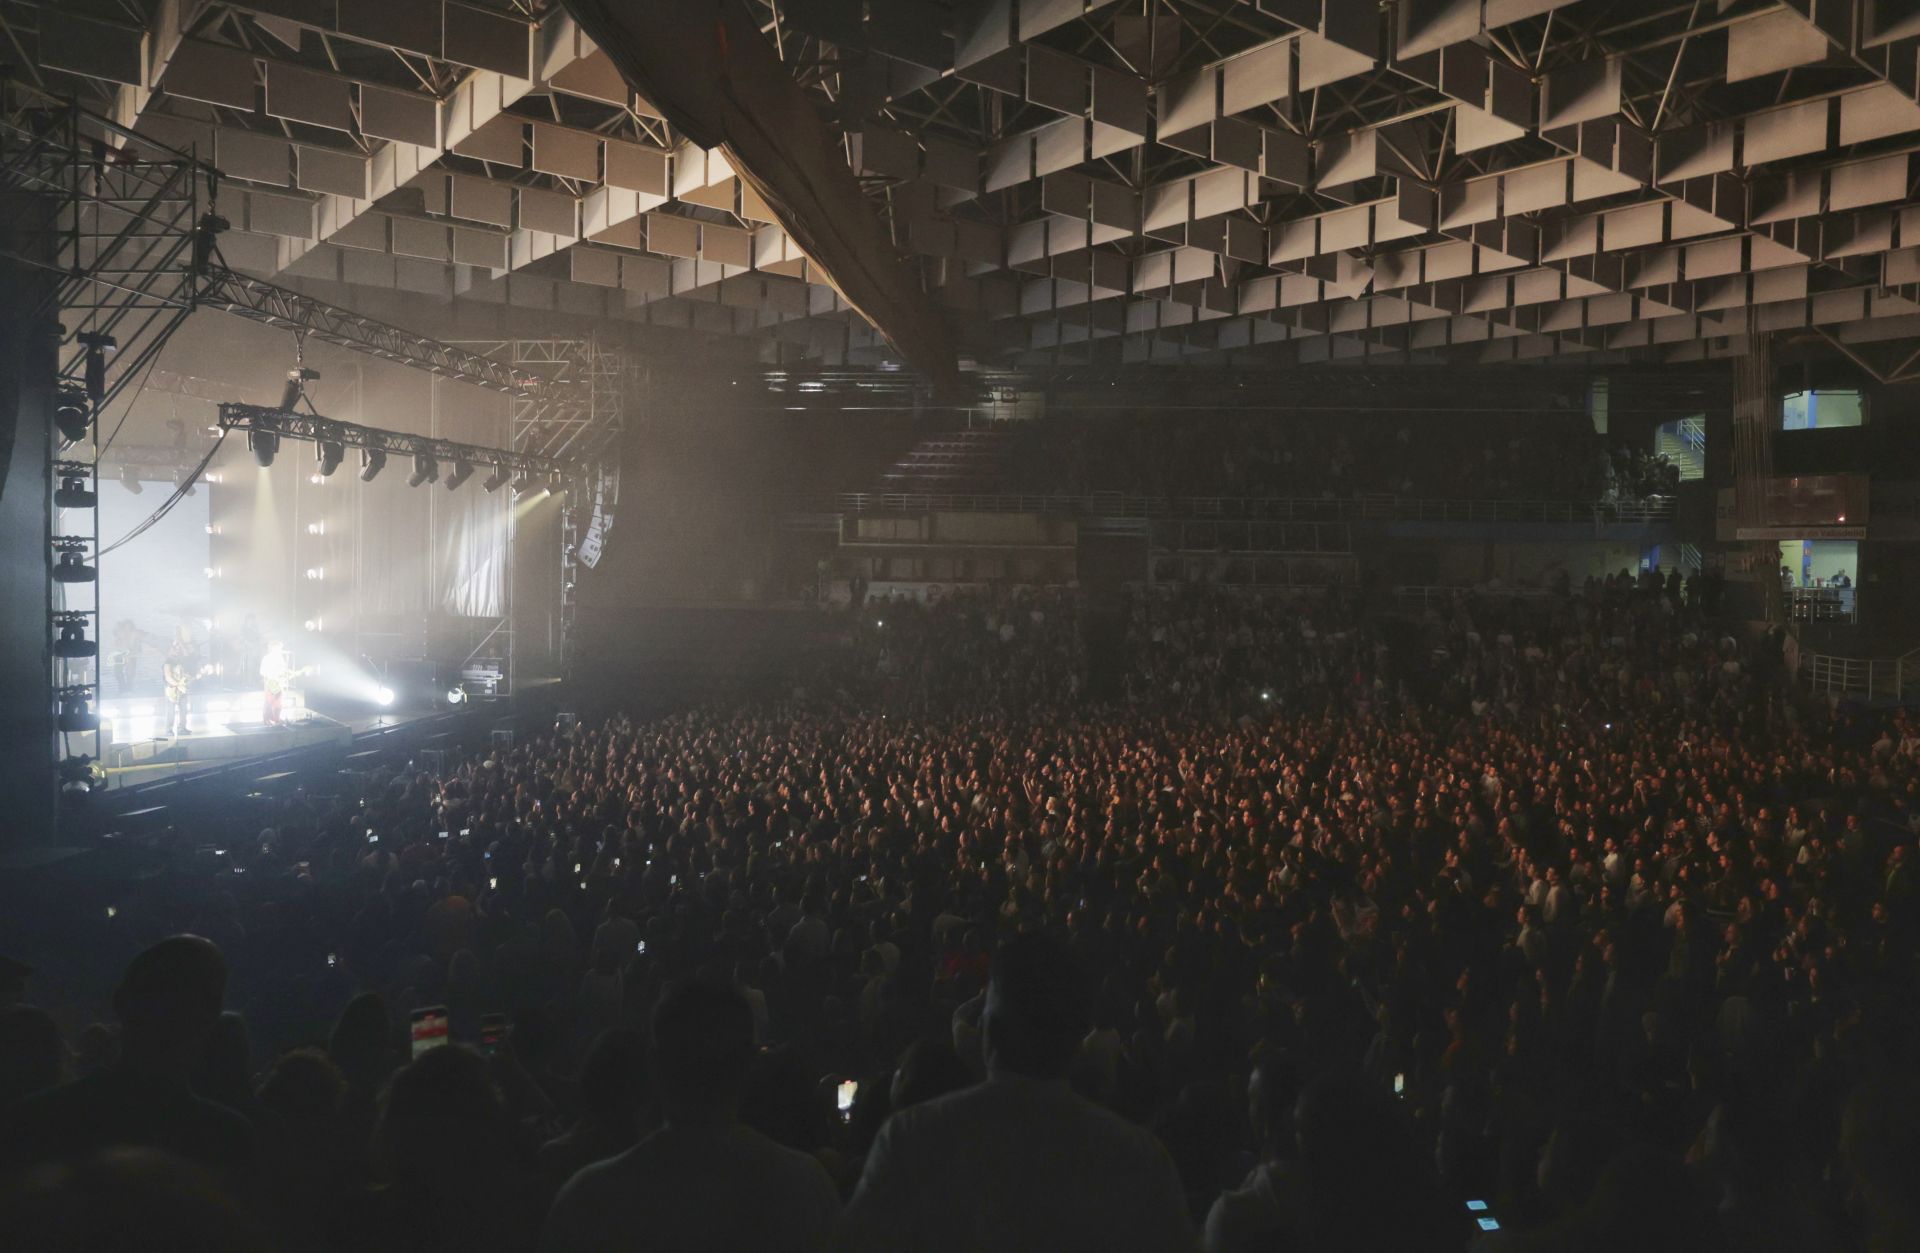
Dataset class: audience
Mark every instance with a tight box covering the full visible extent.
[542,982,839,1253]
[0,572,1913,1253]
[841,933,1192,1252]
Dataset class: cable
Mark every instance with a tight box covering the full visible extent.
[95,316,187,459]
[98,430,226,559]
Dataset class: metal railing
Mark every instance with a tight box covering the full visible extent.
[1802,644,1920,702]
[829,491,1677,523]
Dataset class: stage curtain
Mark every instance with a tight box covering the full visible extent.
[433,389,509,618]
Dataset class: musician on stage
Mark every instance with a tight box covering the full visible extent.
[261,641,293,725]
[163,632,198,738]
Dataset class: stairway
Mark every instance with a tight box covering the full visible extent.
[872,428,1013,495]
[1654,417,1707,482]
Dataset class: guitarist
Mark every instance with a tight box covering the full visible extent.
[259,641,312,726]
[162,628,201,737]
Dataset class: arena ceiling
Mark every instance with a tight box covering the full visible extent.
[11,0,1920,382]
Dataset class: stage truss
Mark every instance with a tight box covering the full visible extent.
[2,84,624,823]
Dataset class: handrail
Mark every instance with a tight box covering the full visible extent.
[1801,639,1920,701]
[830,491,1677,523]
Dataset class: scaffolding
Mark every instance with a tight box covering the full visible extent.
[2,85,625,823]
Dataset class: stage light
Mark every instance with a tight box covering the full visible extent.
[308,473,324,485]
[54,473,95,509]
[57,756,100,796]
[510,476,537,496]
[375,686,396,707]
[360,448,387,482]
[119,466,143,495]
[52,387,90,444]
[305,567,324,581]
[303,618,323,632]
[76,331,114,406]
[445,458,474,491]
[57,694,99,733]
[54,621,97,659]
[249,428,280,467]
[54,551,96,583]
[306,521,326,536]
[280,366,320,412]
[482,466,510,492]
[206,524,220,535]
[408,454,439,487]
[315,439,344,477]
[204,566,221,579]
[204,471,223,484]
[446,685,468,705]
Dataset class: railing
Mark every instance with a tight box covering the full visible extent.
[1802,643,1920,702]
[830,491,1678,523]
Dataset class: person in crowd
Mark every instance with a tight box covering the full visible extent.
[541,981,839,1253]
[0,937,253,1186]
[840,933,1193,1253]
[535,1027,651,1203]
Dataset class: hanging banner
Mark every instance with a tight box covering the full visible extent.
[578,458,619,569]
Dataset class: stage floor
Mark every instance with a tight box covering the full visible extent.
[100,710,425,789]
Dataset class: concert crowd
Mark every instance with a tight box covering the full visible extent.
[2,576,1917,1253]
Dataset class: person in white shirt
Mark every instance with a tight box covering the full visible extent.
[542,980,839,1253]
[839,933,1193,1253]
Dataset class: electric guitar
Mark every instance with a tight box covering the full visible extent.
[164,663,215,702]
[263,665,315,696]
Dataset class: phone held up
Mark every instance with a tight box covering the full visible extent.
[409,1006,450,1058]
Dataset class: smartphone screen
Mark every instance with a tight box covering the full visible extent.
[410,1006,449,1058]
[836,1079,858,1122]
[479,1012,508,1057]
[1393,1072,1405,1096]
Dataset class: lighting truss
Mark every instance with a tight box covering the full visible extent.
[215,404,579,480]
[197,269,544,398]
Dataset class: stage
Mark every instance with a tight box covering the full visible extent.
[97,694,429,789]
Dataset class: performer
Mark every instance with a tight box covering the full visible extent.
[259,642,313,725]
[162,628,201,737]
[261,641,292,725]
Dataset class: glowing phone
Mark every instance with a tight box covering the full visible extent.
[836,1079,858,1122]
[409,1006,449,1058]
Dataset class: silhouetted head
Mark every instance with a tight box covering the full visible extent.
[111,937,226,1073]
[890,1037,973,1111]
[578,1027,649,1131]
[651,980,756,1123]
[983,933,1089,1080]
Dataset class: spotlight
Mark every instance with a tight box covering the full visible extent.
[445,458,473,491]
[53,550,96,583]
[204,566,220,579]
[510,476,537,496]
[482,466,510,493]
[446,685,467,705]
[305,567,324,581]
[315,439,344,477]
[408,454,439,487]
[54,473,95,510]
[57,694,99,733]
[280,366,320,412]
[119,466,143,495]
[57,756,101,796]
[360,448,387,482]
[374,686,395,707]
[54,621,97,659]
[52,387,90,444]
[303,618,322,632]
[306,521,326,536]
[249,428,279,467]
[76,331,115,406]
